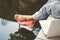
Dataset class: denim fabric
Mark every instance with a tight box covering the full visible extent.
[33,0,60,20]
[33,28,40,36]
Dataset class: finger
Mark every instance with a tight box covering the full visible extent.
[14,14,24,22]
[17,21,35,28]
[14,14,20,20]
[14,14,28,22]
[17,21,28,26]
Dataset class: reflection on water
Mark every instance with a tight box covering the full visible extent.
[0,18,19,40]
[1,19,8,26]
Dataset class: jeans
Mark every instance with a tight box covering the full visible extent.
[33,27,40,36]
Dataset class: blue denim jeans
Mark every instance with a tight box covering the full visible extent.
[33,27,40,36]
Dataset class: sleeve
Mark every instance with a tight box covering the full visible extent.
[32,1,58,20]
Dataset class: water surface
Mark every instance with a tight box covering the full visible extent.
[0,18,19,40]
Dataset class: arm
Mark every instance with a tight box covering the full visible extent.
[14,1,58,28]
[32,1,58,20]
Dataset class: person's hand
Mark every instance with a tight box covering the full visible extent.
[14,14,36,28]
[14,14,33,22]
[17,20,36,28]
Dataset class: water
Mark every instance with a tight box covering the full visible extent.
[0,18,19,40]
[0,18,40,40]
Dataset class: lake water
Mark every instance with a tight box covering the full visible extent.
[0,18,19,40]
[0,18,40,40]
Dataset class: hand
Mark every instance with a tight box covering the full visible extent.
[17,20,36,28]
[14,14,33,22]
[14,14,36,28]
